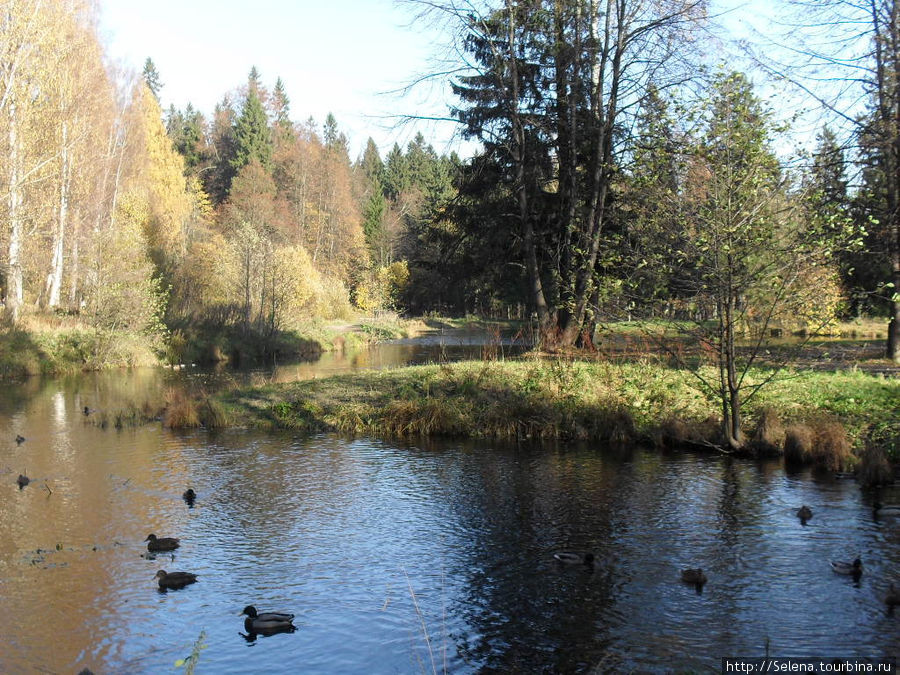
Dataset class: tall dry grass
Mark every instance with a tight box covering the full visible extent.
[164,388,201,429]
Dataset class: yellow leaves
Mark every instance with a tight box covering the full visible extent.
[179,233,234,308]
[356,261,410,311]
[272,244,322,314]
[116,191,151,233]
[187,176,213,225]
[130,84,191,259]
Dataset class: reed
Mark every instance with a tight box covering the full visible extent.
[751,407,785,457]
[164,388,201,429]
[784,424,815,465]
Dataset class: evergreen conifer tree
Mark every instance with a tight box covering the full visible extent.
[142,58,162,101]
[231,68,273,173]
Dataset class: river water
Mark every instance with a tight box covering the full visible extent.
[0,339,898,673]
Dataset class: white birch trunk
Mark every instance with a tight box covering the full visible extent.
[46,118,70,308]
[6,92,24,320]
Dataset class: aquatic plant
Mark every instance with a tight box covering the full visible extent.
[175,630,206,674]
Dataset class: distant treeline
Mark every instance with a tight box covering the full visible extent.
[0,0,896,364]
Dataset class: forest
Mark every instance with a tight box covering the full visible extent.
[0,0,898,373]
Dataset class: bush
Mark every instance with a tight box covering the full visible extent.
[198,398,230,429]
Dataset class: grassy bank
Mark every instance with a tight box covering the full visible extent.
[216,359,899,463]
[0,317,160,378]
[0,311,429,378]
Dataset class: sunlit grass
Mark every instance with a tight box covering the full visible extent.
[0,313,160,378]
[216,359,899,463]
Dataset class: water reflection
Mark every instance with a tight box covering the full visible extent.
[0,350,898,673]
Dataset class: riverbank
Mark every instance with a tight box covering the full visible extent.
[216,359,899,475]
[0,312,430,378]
[0,318,160,378]
[162,314,433,366]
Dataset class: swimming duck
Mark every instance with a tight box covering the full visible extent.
[553,551,595,566]
[83,406,95,416]
[16,474,29,489]
[145,534,180,552]
[15,435,25,444]
[831,557,862,579]
[240,605,296,633]
[873,501,900,515]
[154,570,197,589]
[182,489,196,506]
[797,505,813,522]
[681,568,707,586]
[886,584,900,609]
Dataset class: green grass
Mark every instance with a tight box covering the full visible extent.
[0,322,160,378]
[216,359,899,459]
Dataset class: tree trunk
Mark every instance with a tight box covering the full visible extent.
[46,119,70,309]
[875,0,900,362]
[68,207,80,311]
[889,264,900,362]
[507,0,552,343]
[725,290,742,449]
[6,93,24,321]
[558,0,623,348]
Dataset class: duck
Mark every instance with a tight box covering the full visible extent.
[15,435,25,445]
[83,406,95,416]
[16,474,29,489]
[681,568,708,586]
[886,584,900,609]
[145,534,180,552]
[240,605,296,633]
[182,489,196,506]
[553,551,595,566]
[797,505,813,522]
[873,501,900,515]
[154,570,197,589]
[831,557,863,579]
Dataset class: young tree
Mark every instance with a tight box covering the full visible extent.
[662,73,853,450]
[270,76,294,146]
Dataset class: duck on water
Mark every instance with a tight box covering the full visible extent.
[145,534,180,552]
[240,605,296,634]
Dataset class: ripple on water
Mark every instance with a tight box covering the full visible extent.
[1,381,899,673]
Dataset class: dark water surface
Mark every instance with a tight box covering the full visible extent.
[0,344,898,673]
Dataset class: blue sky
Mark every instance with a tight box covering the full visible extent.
[99,1,814,160]
[99,0,458,159]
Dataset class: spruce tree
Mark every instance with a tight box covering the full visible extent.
[360,137,383,186]
[142,58,162,101]
[231,69,273,173]
[271,77,294,144]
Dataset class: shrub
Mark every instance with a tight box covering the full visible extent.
[653,418,690,449]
